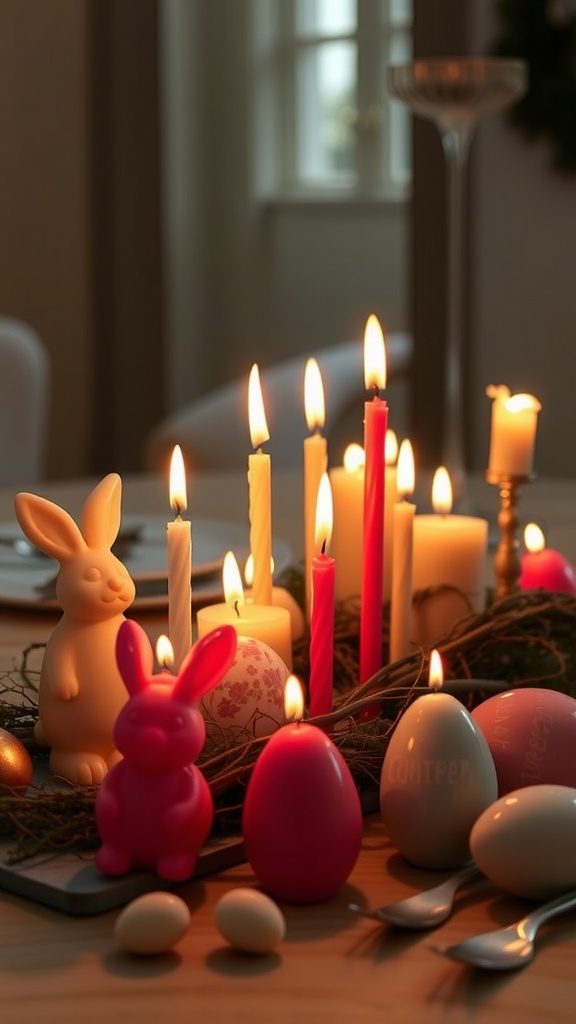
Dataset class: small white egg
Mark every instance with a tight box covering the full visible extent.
[470,784,576,900]
[215,887,286,954]
[115,891,191,955]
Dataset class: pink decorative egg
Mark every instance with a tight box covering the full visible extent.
[200,635,290,748]
[471,688,576,795]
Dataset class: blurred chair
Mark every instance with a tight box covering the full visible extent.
[0,317,50,487]
[146,333,412,472]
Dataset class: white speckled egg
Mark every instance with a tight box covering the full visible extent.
[215,887,286,954]
[200,636,290,747]
[380,691,498,868]
[470,784,576,900]
[115,891,190,955]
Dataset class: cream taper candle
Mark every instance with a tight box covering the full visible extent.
[389,439,415,664]
[303,358,327,621]
[248,364,273,606]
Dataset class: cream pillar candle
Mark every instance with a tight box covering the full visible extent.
[248,364,273,606]
[303,358,327,621]
[389,439,415,664]
[197,552,292,669]
[167,445,192,670]
[412,467,488,647]
[487,384,541,478]
[244,554,305,642]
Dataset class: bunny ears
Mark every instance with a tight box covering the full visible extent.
[116,620,238,704]
[14,474,123,562]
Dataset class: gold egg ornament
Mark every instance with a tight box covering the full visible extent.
[0,728,33,792]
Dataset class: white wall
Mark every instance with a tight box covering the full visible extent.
[470,4,576,476]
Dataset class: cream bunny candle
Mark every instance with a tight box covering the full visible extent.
[95,621,237,882]
[248,364,273,606]
[360,314,388,684]
[303,357,328,620]
[14,475,136,785]
[167,444,192,670]
[196,552,292,668]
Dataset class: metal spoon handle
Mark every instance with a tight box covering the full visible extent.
[523,887,576,940]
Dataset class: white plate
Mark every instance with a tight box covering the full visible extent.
[0,515,293,611]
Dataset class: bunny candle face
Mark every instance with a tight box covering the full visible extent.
[57,550,135,623]
[95,620,238,881]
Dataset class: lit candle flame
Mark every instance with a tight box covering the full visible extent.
[428,649,444,690]
[304,357,325,432]
[156,634,174,672]
[363,314,387,391]
[397,439,415,498]
[169,444,187,515]
[248,363,270,449]
[486,384,541,415]
[385,429,398,466]
[223,550,244,609]
[284,674,304,721]
[524,522,545,554]
[432,466,452,515]
[343,442,365,472]
[244,552,275,587]
[314,472,333,554]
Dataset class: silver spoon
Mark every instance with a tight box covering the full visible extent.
[432,887,576,970]
[348,862,482,929]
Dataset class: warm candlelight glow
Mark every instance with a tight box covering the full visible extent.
[343,442,365,472]
[397,439,415,499]
[169,444,187,515]
[314,473,333,553]
[428,649,444,691]
[363,314,387,391]
[284,674,304,721]
[385,428,398,466]
[304,358,325,432]
[223,550,245,608]
[244,552,275,587]
[432,466,453,515]
[248,363,270,449]
[505,393,542,415]
[524,522,545,554]
[155,634,174,672]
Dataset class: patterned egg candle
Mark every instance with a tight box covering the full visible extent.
[200,635,290,747]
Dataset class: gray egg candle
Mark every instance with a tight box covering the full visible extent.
[380,650,498,869]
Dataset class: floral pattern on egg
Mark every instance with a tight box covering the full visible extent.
[200,635,289,747]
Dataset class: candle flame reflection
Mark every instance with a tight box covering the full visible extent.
[169,444,187,515]
[524,522,545,554]
[244,553,275,587]
[248,363,270,449]
[432,466,452,515]
[314,473,333,553]
[223,550,245,609]
[428,649,444,691]
[304,357,325,432]
[385,429,398,466]
[363,314,387,391]
[397,439,415,498]
[343,443,365,472]
[156,634,174,672]
[284,674,304,721]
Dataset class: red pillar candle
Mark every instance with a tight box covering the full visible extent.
[520,522,576,594]
[360,314,388,684]
[242,677,363,903]
[309,473,335,718]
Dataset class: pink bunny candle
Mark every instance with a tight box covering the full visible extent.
[95,620,237,882]
[14,474,136,786]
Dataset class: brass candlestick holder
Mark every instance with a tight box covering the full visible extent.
[486,471,535,600]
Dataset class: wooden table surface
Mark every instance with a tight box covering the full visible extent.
[1,470,576,1023]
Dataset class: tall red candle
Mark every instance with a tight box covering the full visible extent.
[360,315,388,684]
[309,473,335,718]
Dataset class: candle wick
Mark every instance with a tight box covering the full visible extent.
[321,538,327,556]
[234,600,240,619]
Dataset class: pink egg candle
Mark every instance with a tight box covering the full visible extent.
[519,523,576,595]
[242,676,363,903]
